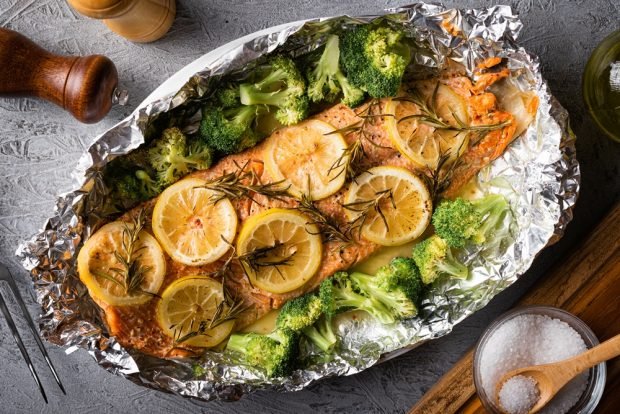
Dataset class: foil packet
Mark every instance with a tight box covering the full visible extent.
[16,3,579,401]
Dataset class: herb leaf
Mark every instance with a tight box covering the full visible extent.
[237,242,296,280]
[342,188,396,239]
[327,99,393,181]
[93,209,158,298]
[295,191,352,246]
[394,83,511,133]
[172,283,247,345]
[199,160,291,205]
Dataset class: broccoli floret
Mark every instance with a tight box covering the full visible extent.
[375,257,424,314]
[412,235,469,284]
[277,294,323,330]
[148,127,187,186]
[276,294,337,353]
[319,277,337,319]
[199,56,308,153]
[349,257,423,321]
[470,195,512,244]
[187,140,213,170]
[216,83,241,108]
[305,34,365,107]
[110,171,144,202]
[340,24,411,98]
[192,364,206,378]
[319,271,395,324]
[226,328,299,378]
[134,169,161,197]
[380,257,424,306]
[103,148,162,208]
[106,166,160,205]
[148,127,213,186]
[432,195,512,248]
[432,198,481,248]
[302,316,338,354]
[199,103,263,155]
[239,55,308,125]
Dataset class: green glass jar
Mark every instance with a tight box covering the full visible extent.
[583,30,620,142]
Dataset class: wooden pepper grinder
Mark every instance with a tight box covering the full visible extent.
[0,28,124,123]
[67,0,176,43]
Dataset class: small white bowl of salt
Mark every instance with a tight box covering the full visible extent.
[473,306,606,414]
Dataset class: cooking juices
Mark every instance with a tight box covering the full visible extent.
[473,306,606,414]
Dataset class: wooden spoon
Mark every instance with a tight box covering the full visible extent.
[495,333,620,413]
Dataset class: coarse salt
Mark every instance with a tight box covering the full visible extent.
[478,314,588,414]
[499,375,539,414]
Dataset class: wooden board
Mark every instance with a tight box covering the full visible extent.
[410,203,620,414]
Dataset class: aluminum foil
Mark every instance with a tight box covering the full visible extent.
[16,3,579,402]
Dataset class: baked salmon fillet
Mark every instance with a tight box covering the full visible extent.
[92,66,538,358]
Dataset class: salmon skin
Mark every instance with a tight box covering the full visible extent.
[96,65,537,358]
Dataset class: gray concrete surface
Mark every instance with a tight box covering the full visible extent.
[0,0,618,412]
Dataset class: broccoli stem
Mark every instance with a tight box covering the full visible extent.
[224,104,260,126]
[267,329,288,343]
[325,275,395,324]
[320,35,340,74]
[170,153,201,169]
[340,292,394,324]
[254,67,289,91]
[307,35,340,102]
[239,84,294,107]
[134,170,160,196]
[437,249,469,279]
[472,194,507,218]
[225,334,251,354]
[350,272,395,307]
[302,318,337,353]
[349,272,417,320]
[335,71,364,106]
[472,195,510,243]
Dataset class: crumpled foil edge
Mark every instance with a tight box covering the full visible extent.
[16,3,579,402]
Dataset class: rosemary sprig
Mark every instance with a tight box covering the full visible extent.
[328,138,365,183]
[199,160,290,205]
[393,83,510,200]
[418,126,470,204]
[205,236,237,281]
[342,188,396,239]
[327,99,393,181]
[172,282,247,345]
[295,192,352,245]
[395,83,511,133]
[237,242,296,280]
[92,209,157,297]
[204,237,296,287]
[423,151,460,204]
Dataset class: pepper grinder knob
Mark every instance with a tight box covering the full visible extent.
[0,28,120,124]
[67,0,176,43]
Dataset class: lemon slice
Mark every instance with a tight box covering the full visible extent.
[385,83,469,169]
[344,166,431,246]
[156,276,235,347]
[77,221,166,306]
[265,119,348,200]
[236,208,322,294]
[152,178,238,266]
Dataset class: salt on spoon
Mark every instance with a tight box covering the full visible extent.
[499,375,539,414]
[495,333,620,414]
